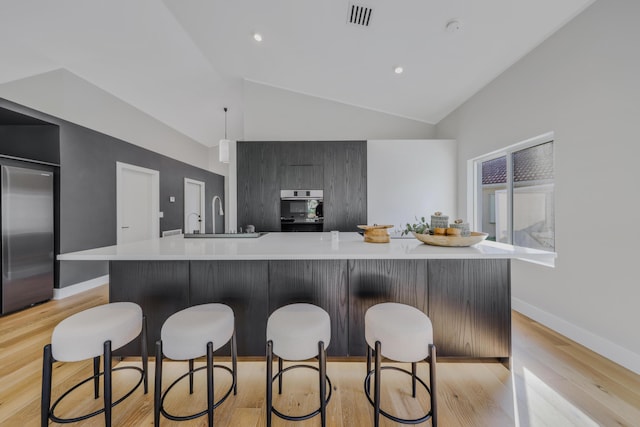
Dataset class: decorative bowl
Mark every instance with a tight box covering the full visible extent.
[357,224,393,243]
[412,231,489,247]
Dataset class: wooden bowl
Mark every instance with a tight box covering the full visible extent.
[357,225,393,243]
[412,231,488,247]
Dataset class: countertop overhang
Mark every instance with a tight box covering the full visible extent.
[57,232,556,263]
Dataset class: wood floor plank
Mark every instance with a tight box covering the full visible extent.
[1,285,640,426]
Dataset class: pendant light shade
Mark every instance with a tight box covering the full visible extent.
[219,107,230,163]
[219,139,230,163]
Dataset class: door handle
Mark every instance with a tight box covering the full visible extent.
[121,226,130,229]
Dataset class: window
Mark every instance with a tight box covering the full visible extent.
[472,134,555,252]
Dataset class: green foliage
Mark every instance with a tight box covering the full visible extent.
[401,216,430,236]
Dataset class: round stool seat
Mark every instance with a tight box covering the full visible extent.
[365,303,433,363]
[161,303,234,360]
[51,302,142,362]
[267,303,331,361]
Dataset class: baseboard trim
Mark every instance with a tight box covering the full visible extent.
[512,297,640,375]
[53,275,109,300]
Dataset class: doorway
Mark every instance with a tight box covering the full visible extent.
[184,178,205,234]
[116,162,159,244]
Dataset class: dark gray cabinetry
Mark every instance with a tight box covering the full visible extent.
[322,141,367,231]
[278,141,324,189]
[428,259,511,358]
[190,261,269,356]
[348,259,429,356]
[237,141,367,232]
[280,164,324,189]
[269,260,349,356]
[109,261,190,356]
[237,142,281,231]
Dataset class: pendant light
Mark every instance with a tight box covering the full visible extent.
[219,107,230,163]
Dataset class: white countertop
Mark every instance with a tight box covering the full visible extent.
[57,232,556,262]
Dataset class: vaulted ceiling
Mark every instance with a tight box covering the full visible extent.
[0,0,594,146]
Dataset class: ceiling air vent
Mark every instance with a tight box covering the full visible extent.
[348,3,373,27]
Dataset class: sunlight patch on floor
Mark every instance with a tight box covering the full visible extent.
[519,367,600,427]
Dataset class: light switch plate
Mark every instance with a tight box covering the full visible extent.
[159,211,164,218]
[169,196,175,202]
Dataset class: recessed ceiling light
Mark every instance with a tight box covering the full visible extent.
[253,33,263,42]
[394,66,404,74]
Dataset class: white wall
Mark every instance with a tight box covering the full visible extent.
[244,81,435,140]
[208,146,230,177]
[367,140,457,235]
[0,69,212,171]
[436,0,640,373]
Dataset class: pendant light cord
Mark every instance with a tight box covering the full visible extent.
[223,107,228,139]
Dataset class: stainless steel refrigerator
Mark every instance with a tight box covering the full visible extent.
[1,161,54,315]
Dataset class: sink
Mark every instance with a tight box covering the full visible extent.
[184,232,268,239]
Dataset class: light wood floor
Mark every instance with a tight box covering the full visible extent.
[1,285,639,426]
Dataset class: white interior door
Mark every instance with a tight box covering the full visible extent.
[184,178,205,234]
[117,162,159,244]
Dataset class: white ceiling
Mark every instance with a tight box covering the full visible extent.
[0,0,594,147]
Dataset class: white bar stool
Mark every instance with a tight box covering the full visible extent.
[266,303,332,427]
[41,302,148,426]
[364,302,437,427]
[154,303,237,426]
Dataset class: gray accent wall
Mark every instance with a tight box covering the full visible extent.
[1,98,224,289]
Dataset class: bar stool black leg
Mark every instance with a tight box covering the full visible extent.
[374,341,382,427]
[266,340,273,427]
[231,329,238,395]
[412,362,417,398]
[142,315,149,394]
[206,342,214,426]
[278,357,283,394]
[41,344,53,427]
[318,341,327,427]
[93,356,101,399]
[366,345,372,374]
[154,341,163,427]
[189,359,195,394]
[429,344,438,427]
[103,340,113,426]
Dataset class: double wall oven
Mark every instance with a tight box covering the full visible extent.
[280,190,323,232]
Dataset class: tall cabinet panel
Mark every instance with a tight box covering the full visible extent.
[323,141,367,231]
[279,141,324,189]
[237,142,281,231]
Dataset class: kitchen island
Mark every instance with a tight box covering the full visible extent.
[59,232,555,365]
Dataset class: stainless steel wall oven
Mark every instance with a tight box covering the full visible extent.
[280,190,323,232]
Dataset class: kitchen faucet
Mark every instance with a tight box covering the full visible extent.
[212,195,224,234]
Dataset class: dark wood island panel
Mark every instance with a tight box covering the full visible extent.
[190,260,269,356]
[348,259,429,356]
[109,261,190,356]
[428,259,511,360]
[269,260,349,356]
[108,258,512,363]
